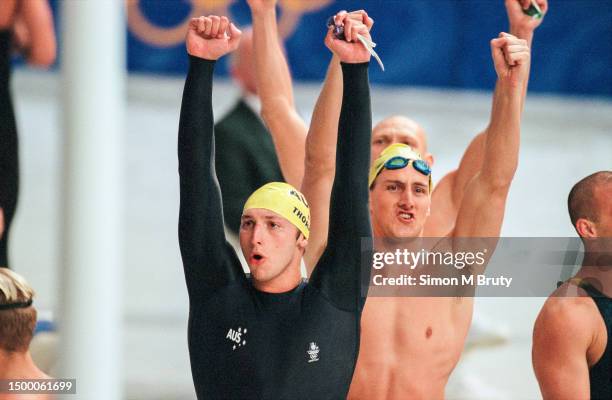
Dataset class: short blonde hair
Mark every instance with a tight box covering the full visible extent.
[0,268,37,352]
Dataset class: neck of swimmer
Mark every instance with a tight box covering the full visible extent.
[0,350,49,379]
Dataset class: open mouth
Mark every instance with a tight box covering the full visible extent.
[397,211,415,223]
[250,252,266,265]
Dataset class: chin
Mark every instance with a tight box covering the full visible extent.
[392,224,422,238]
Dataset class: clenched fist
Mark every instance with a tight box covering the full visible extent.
[186,15,242,60]
[325,10,374,64]
[506,0,548,35]
[491,32,531,87]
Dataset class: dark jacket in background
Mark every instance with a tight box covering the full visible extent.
[214,99,284,234]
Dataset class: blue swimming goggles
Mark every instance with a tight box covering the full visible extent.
[384,156,431,176]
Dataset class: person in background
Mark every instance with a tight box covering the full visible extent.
[0,267,52,399]
[214,26,286,235]
[533,171,612,400]
[0,0,56,269]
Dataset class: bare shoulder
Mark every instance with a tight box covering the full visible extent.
[534,284,599,347]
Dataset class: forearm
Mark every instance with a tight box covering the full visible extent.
[178,57,226,283]
[305,55,343,175]
[251,7,306,187]
[481,81,522,187]
[331,62,371,238]
[311,62,372,310]
[510,28,533,110]
[18,0,55,67]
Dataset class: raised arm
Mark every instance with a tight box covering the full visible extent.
[12,0,56,66]
[302,11,373,273]
[310,14,372,311]
[178,16,243,298]
[426,0,547,237]
[301,56,342,270]
[533,297,592,399]
[453,33,529,239]
[247,0,306,187]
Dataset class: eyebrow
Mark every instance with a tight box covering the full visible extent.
[373,134,390,141]
[382,180,406,186]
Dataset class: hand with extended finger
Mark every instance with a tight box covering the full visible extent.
[505,0,548,35]
[186,15,242,60]
[491,32,530,87]
[325,11,373,64]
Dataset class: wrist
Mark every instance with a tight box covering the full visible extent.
[189,54,217,65]
[510,26,534,43]
[251,6,276,19]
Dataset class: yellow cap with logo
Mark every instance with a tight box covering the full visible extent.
[368,143,432,191]
[243,182,310,239]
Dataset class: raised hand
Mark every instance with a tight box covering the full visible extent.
[325,11,373,64]
[186,15,242,60]
[506,0,548,36]
[491,32,531,87]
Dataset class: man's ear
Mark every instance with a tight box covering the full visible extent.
[425,153,434,168]
[576,218,597,238]
[297,234,308,251]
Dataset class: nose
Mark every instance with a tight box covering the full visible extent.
[397,189,415,210]
[251,223,264,246]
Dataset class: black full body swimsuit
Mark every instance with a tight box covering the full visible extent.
[0,30,18,268]
[177,55,372,399]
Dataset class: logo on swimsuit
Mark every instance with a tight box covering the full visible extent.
[226,326,247,351]
[306,342,320,363]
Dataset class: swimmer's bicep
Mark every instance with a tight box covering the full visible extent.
[452,173,508,238]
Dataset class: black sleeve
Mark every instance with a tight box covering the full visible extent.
[310,62,372,312]
[177,55,245,300]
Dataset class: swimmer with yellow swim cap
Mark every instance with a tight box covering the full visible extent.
[177,13,373,399]
[240,182,310,292]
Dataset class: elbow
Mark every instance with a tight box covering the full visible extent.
[484,170,516,193]
[304,141,335,176]
[305,155,334,177]
[260,98,292,125]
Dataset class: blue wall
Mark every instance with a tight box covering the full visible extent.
[49,1,612,96]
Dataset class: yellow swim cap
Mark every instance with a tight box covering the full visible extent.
[369,143,432,191]
[243,182,310,239]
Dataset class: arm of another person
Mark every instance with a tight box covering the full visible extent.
[248,0,306,188]
[178,16,244,299]
[301,55,342,271]
[302,11,373,273]
[310,14,372,312]
[452,33,529,241]
[532,297,592,400]
[13,0,56,66]
[427,0,547,237]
